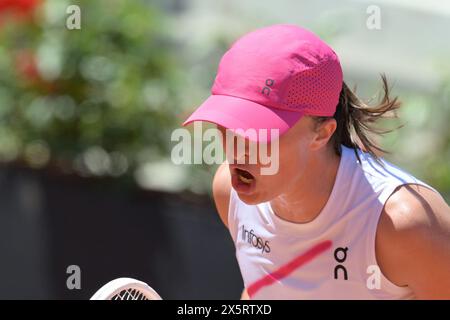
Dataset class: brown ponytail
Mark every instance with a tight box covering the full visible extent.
[315,74,402,162]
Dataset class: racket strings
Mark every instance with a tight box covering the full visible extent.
[111,288,150,300]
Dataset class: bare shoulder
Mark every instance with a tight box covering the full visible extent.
[376,183,450,298]
[380,184,450,234]
[212,162,232,228]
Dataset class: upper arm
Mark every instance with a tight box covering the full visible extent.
[212,162,232,228]
[376,184,450,299]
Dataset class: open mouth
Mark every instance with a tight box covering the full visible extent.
[234,168,255,184]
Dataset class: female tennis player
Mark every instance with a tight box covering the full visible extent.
[183,24,450,299]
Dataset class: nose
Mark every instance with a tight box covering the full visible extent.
[225,134,252,165]
[227,136,257,164]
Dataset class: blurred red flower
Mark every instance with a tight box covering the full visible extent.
[15,49,40,81]
[0,0,41,13]
[0,0,42,22]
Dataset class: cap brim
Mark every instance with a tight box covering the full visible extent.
[182,95,303,142]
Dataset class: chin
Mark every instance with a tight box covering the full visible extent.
[235,190,266,205]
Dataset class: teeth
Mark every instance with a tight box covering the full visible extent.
[238,174,253,184]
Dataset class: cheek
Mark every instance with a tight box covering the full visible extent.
[276,144,309,181]
[280,142,303,167]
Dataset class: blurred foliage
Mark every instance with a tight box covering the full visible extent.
[0,0,200,190]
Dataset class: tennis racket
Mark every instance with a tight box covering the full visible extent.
[90,277,162,300]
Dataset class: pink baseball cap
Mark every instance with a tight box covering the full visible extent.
[183,24,343,142]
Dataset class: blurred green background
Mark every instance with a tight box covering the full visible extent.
[1,0,449,200]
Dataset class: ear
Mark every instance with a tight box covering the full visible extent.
[310,118,337,151]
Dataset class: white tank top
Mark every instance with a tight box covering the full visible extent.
[228,145,436,299]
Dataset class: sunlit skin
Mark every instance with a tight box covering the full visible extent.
[218,116,339,224]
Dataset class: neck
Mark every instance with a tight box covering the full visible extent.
[270,148,341,224]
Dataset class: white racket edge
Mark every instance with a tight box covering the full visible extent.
[90,277,162,300]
